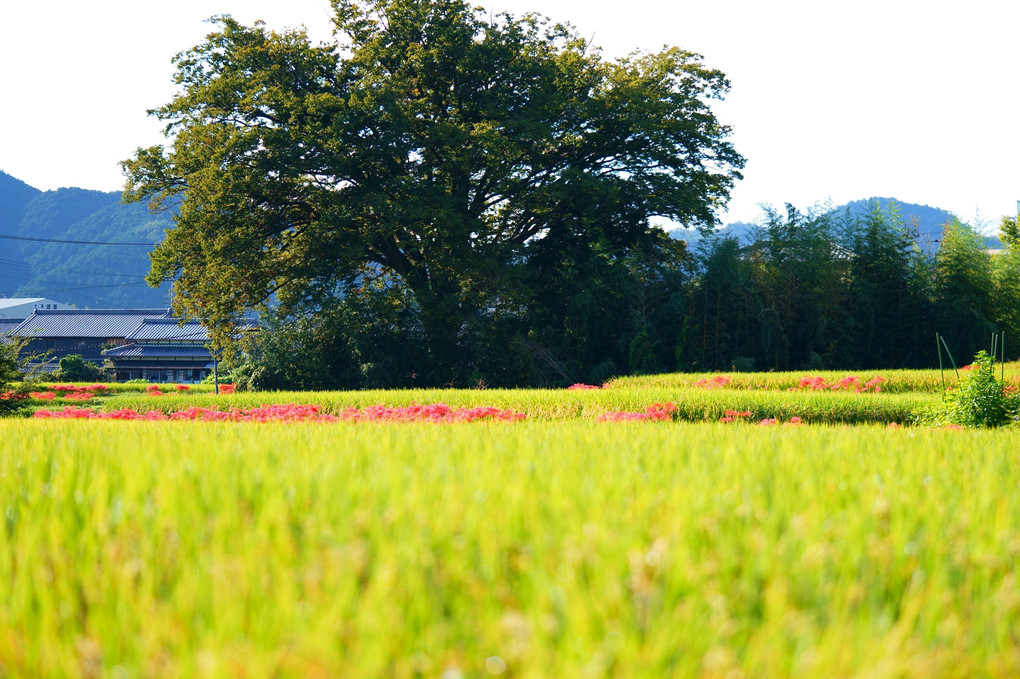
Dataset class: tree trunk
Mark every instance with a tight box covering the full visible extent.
[404,269,467,386]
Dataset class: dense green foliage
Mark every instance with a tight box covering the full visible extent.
[0,336,29,416]
[683,203,1016,373]
[3,420,1020,677]
[920,351,1020,428]
[225,200,1016,388]
[123,0,743,385]
[53,354,105,382]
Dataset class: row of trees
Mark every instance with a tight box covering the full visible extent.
[121,0,1017,389]
[689,205,1020,374]
[226,204,1018,390]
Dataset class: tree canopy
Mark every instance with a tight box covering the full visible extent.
[123,0,744,381]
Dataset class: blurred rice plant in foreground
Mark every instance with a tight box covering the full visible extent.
[1,420,1018,678]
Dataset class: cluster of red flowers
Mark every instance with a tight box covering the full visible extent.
[34,406,171,421]
[693,375,732,389]
[566,383,604,390]
[32,402,527,423]
[758,416,804,426]
[597,402,677,422]
[792,375,885,393]
[51,384,108,393]
[30,384,109,402]
[333,403,526,422]
[146,384,210,395]
[0,391,27,401]
[719,409,751,423]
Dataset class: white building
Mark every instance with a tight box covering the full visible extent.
[0,297,71,318]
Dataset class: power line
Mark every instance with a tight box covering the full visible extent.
[0,256,151,281]
[0,234,157,246]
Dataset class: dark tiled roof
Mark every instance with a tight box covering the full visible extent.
[9,309,171,339]
[104,345,212,359]
[0,318,26,337]
[125,318,210,342]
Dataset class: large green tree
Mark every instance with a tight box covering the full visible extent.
[123,0,743,381]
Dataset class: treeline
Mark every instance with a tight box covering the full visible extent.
[687,203,1019,373]
[234,202,1020,390]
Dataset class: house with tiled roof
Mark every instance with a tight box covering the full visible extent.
[102,318,216,383]
[8,308,171,370]
[0,317,26,340]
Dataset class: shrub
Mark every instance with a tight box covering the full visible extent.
[919,350,1020,427]
[54,354,105,382]
[0,335,30,416]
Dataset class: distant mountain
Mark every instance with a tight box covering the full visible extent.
[0,171,173,309]
[835,197,963,252]
[0,171,41,237]
[669,198,1001,252]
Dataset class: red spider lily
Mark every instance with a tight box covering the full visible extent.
[694,375,731,389]
[793,375,885,393]
[50,384,108,393]
[337,403,526,423]
[758,416,804,426]
[567,383,600,390]
[218,384,236,394]
[32,402,527,424]
[720,409,752,423]
[175,384,190,391]
[30,391,56,400]
[597,402,677,422]
[0,391,28,401]
[62,392,94,401]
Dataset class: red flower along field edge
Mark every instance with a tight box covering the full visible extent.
[32,403,527,423]
[30,401,811,425]
[596,404,807,425]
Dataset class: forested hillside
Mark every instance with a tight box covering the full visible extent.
[0,171,172,309]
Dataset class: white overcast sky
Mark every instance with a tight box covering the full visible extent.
[1,0,1017,226]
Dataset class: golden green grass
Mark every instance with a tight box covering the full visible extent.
[2,419,1019,678]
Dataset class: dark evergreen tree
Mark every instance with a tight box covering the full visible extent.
[842,201,928,367]
[932,218,996,361]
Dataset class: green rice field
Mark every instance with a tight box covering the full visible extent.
[2,370,1019,677]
